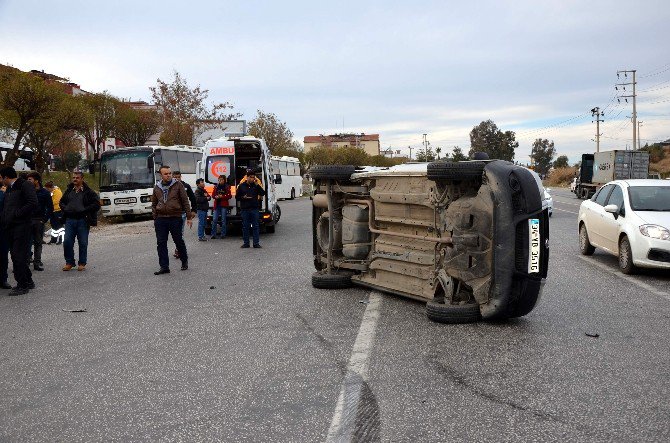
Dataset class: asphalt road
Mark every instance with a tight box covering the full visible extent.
[0,192,668,442]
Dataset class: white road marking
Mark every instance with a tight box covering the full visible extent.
[553,207,578,215]
[578,256,670,302]
[326,291,382,443]
[553,200,582,207]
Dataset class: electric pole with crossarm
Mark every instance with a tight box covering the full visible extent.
[591,107,604,152]
[616,69,637,151]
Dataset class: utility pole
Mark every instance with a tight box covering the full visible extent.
[616,69,637,151]
[408,145,413,161]
[638,121,643,149]
[591,107,604,152]
[422,133,428,152]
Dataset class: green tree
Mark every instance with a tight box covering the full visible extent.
[150,70,240,145]
[530,138,556,175]
[451,146,468,162]
[415,146,436,162]
[553,155,569,169]
[73,91,119,165]
[0,68,63,166]
[248,110,296,155]
[469,119,518,161]
[113,104,162,147]
[435,146,442,159]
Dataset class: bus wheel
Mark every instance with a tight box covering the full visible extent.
[290,188,295,200]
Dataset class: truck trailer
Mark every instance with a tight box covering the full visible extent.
[574,150,650,199]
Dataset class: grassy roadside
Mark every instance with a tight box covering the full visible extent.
[42,171,99,193]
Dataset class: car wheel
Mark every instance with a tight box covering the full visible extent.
[311,272,352,289]
[618,236,636,274]
[427,161,485,181]
[579,224,595,255]
[265,224,275,233]
[426,301,481,324]
[309,165,356,181]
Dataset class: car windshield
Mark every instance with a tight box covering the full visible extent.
[628,186,670,211]
[100,150,154,189]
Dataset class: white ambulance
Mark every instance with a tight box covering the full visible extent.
[198,136,281,233]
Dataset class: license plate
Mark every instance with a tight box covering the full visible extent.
[528,218,540,274]
[121,209,133,214]
[115,197,137,204]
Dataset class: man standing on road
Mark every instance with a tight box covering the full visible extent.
[0,184,12,290]
[172,171,196,259]
[193,178,211,241]
[60,172,101,272]
[237,169,265,249]
[0,167,37,296]
[151,165,192,275]
[27,172,53,272]
[44,181,64,244]
[211,175,231,239]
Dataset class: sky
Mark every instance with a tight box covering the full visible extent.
[1,0,669,164]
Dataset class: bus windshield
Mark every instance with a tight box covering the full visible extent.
[100,150,154,191]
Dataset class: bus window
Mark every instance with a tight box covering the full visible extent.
[160,150,179,171]
[177,151,196,174]
[279,161,288,175]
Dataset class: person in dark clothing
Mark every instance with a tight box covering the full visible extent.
[0,185,11,289]
[151,165,193,274]
[60,172,101,271]
[26,172,54,271]
[0,167,38,296]
[211,175,232,239]
[193,178,211,241]
[172,171,196,259]
[237,169,266,249]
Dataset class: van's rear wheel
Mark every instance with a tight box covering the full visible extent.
[426,301,481,324]
[311,272,352,289]
[427,161,485,181]
[309,165,356,181]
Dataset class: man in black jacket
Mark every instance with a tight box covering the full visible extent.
[27,172,54,271]
[0,167,38,296]
[59,172,100,272]
[237,169,266,249]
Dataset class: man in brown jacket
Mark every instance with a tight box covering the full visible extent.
[151,165,193,275]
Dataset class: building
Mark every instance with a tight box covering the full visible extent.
[304,133,380,157]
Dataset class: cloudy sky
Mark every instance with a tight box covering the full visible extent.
[1,0,669,163]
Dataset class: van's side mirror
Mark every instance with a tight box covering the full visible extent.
[274,174,282,185]
[604,204,619,219]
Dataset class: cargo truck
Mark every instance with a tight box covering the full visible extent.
[574,150,650,199]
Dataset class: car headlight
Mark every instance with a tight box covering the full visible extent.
[639,224,670,240]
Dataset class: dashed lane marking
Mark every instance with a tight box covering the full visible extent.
[326,291,382,442]
[578,256,670,302]
[553,207,578,215]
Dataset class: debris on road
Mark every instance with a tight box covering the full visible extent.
[62,308,87,313]
[585,332,600,338]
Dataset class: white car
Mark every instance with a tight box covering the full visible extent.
[578,179,670,273]
[544,188,553,217]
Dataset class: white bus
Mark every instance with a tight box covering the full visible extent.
[270,156,302,200]
[99,145,202,220]
[198,136,281,233]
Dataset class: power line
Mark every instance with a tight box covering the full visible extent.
[639,63,670,79]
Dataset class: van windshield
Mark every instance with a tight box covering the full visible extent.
[629,186,670,211]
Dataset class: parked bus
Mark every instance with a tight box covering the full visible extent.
[99,145,202,220]
[270,156,302,200]
[0,142,34,170]
[199,136,280,233]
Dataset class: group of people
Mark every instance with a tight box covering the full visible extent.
[0,164,268,292]
[0,167,99,296]
[150,165,266,275]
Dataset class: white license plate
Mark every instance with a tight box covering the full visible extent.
[115,197,137,204]
[528,218,541,274]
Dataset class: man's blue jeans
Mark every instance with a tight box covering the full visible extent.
[154,217,188,270]
[197,210,207,239]
[64,218,89,265]
[241,209,260,247]
[211,207,227,237]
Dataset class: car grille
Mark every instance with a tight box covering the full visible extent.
[648,249,670,263]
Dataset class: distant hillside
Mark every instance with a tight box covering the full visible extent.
[649,146,670,178]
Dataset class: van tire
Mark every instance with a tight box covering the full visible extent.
[309,165,356,181]
[427,161,485,181]
[425,301,481,324]
[311,272,352,289]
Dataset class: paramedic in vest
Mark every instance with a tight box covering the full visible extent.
[44,180,63,243]
[237,168,266,249]
[151,165,193,275]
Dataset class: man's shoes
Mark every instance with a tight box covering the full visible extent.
[0,282,11,289]
[198,237,207,242]
[8,286,29,296]
[77,264,86,271]
[154,268,170,275]
[253,244,262,248]
[241,244,250,248]
[27,281,36,289]
[181,262,188,271]
[173,250,180,258]
[34,263,44,271]
[63,264,74,271]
